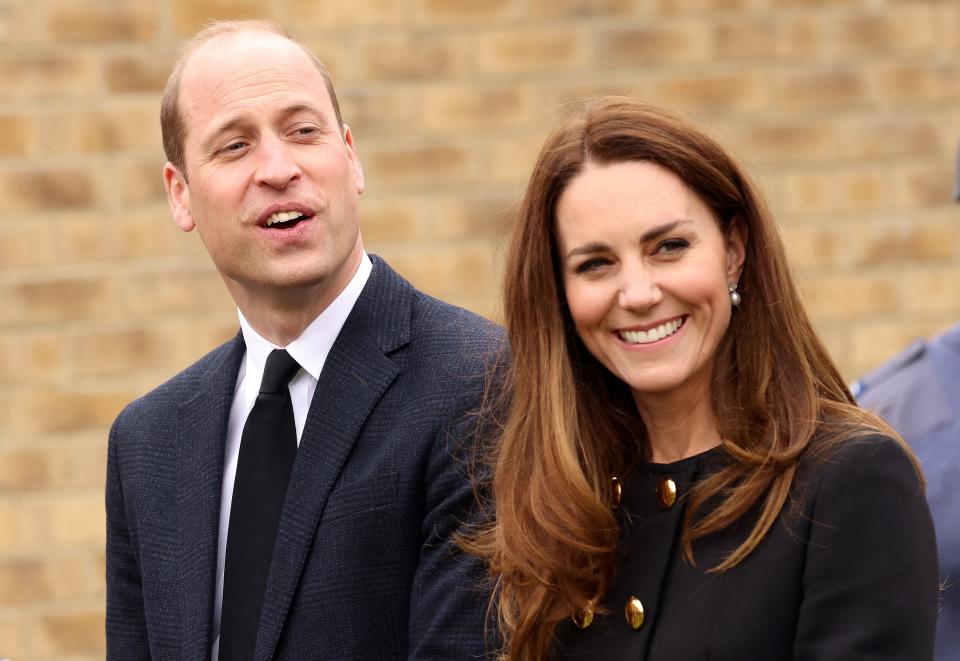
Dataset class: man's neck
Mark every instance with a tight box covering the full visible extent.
[226,254,363,347]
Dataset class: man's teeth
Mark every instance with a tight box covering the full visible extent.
[619,318,683,345]
[266,210,304,226]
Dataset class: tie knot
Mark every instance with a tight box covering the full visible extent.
[260,349,301,394]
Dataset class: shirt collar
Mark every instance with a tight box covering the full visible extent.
[238,252,373,386]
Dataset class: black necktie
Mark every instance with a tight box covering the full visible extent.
[219,349,301,661]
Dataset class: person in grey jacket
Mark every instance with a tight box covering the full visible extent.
[855,322,960,661]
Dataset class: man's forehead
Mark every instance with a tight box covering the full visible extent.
[178,32,332,132]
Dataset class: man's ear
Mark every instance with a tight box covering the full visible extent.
[163,162,196,232]
[342,124,365,196]
[725,217,748,283]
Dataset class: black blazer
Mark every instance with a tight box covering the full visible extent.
[106,256,500,660]
[554,433,939,660]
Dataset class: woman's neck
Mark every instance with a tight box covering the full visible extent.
[633,384,722,464]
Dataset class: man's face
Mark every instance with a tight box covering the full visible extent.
[164,32,364,303]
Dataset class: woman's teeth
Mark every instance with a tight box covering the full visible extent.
[618,318,683,345]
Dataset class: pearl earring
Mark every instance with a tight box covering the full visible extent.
[728,283,741,307]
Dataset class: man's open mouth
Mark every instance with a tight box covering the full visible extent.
[265,210,310,229]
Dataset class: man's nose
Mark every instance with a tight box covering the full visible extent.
[254,135,302,189]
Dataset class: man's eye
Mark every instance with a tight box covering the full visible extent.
[219,141,247,155]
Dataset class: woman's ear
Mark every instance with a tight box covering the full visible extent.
[725,217,747,283]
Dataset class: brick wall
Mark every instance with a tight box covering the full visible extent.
[1,0,958,658]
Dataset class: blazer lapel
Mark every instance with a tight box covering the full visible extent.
[176,334,245,660]
[255,257,412,661]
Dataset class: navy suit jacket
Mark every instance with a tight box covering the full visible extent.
[106,256,501,660]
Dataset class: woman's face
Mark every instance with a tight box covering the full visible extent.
[556,160,745,404]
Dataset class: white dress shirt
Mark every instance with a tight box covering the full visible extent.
[211,253,372,660]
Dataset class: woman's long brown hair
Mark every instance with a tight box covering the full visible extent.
[465,97,915,661]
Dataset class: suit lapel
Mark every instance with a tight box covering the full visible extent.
[176,334,245,660]
[255,257,412,661]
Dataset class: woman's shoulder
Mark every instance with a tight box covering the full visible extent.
[796,426,925,510]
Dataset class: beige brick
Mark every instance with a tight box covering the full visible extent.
[104,50,175,94]
[486,132,550,183]
[34,110,111,157]
[0,167,100,214]
[0,114,36,157]
[775,15,827,59]
[834,170,895,213]
[34,607,105,656]
[479,28,586,74]
[384,243,494,301]
[858,219,959,267]
[773,68,869,110]
[714,17,777,61]
[0,442,104,492]
[0,49,102,101]
[0,499,17,555]
[0,276,123,327]
[873,63,960,104]
[851,320,949,374]
[429,193,517,240]
[423,86,531,131]
[339,87,421,137]
[43,0,158,42]
[54,212,123,263]
[801,273,898,320]
[359,196,426,244]
[729,120,836,164]
[6,388,130,436]
[114,205,208,261]
[70,326,174,378]
[834,117,942,160]
[414,0,517,24]
[366,145,476,185]
[655,72,767,112]
[654,0,757,12]
[897,267,960,314]
[0,330,64,386]
[0,554,103,606]
[106,157,168,208]
[286,0,404,27]
[358,34,467,80]
[901,164,954,207]
[120,267,228,317]
[0,218,60,268]
[527,0,635,18]
[781,171,835,215]
[0,611,27,656]
[170,0,269,36]
[834,6,937,56]
[595,22,714,66]
[776,0,864,7]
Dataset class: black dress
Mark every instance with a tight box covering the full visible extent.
[553,433,938,661]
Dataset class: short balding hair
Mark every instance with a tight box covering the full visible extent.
[160,20,344,178]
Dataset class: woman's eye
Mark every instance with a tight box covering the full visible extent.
[575,258,609,274]
[655,238,689,255]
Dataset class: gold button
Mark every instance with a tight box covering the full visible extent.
[625,596,645,630]
[611,476,622,510]
[656,477,677,509]
[572,604,594,629]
